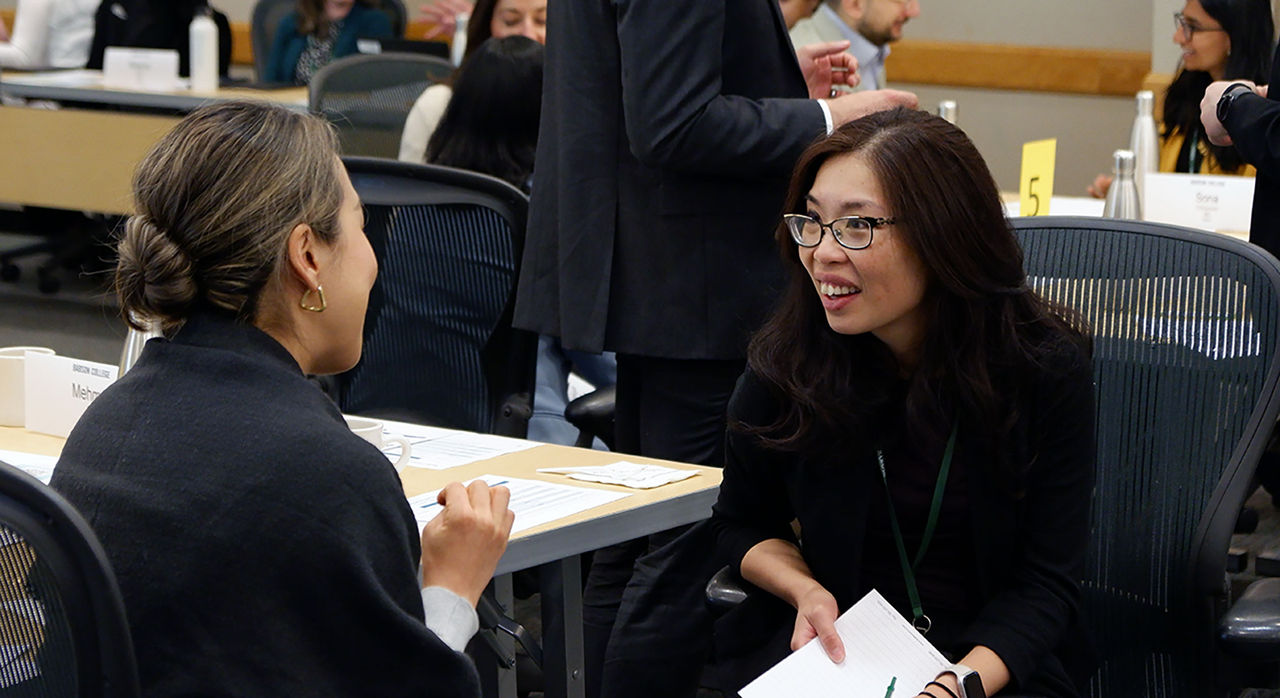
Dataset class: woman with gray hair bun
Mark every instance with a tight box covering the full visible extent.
[52,101,510,697]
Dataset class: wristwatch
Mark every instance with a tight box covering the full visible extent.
[1217,82,1255,124]
[943,664,986,698]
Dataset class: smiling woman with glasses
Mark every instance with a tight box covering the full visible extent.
[1091,0,1271,198]
[710,108,1096,698]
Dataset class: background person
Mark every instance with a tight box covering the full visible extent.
[398,0,546,164]
[264,0,391,85]
[790,0,921,91]
[51,101,512,696]
[0,0,97,68]
[86,0,232,78]
[1090,0,1271,198]
[711,108,1095,697]
[421,34,616,447]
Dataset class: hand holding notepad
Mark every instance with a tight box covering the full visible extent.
[739,590,949,698]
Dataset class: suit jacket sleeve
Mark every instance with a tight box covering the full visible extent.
[1224,90,1280,177]
[957,346,1096,687]
[614,0,826,177]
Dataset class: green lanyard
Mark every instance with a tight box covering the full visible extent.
[875,424,958,635]
[1188,127,1202,174]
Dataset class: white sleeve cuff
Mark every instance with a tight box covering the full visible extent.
[817,99,834,135]
[421,586,480,653]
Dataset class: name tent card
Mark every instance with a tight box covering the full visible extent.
[1019,138,1057,217]
[23,354,118,438]
[102,47,180,92]
[1143,172,1254,236]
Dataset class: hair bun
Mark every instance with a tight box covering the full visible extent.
[115,215,198,330]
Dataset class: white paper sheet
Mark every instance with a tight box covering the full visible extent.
[372,419,540,470]
[739,590,949,698]
[537,461,698,489]
[406,474,630,534]
[1003,195,1105,218]
[1,69,103,88]
[0,450,56,485]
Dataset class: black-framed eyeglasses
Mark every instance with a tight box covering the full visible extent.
[783,213,895,250]
[1173,12,1226,39]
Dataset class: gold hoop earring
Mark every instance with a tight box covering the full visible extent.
[300,285,327,312]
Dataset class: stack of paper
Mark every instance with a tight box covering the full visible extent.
[740,590,949,698]
[407,475,631,534]
[537,461,699,489]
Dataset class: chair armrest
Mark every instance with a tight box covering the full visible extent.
[564,385,616,449]
[1221,578,1280,660]
[706,564,749,611]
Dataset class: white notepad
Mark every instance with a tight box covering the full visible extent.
[739,589,949,698]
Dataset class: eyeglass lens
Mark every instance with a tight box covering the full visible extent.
[788,216,874,249]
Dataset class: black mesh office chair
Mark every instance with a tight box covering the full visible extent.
[0,460,139,697]
[708,217,1280,696]
[251,0,409,81]
[310,54,453,158]
[336,157,537,438]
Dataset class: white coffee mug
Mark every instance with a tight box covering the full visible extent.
[344,415,413,473]
[0,347,55,428]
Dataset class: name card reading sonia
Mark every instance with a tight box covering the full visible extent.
[102,47,180,92]
[1143,172,1255,237]
[23,354,118,438]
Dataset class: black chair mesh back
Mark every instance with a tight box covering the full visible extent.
[0,462,138,697]
[309,54,453,158]
[338,159,535,435]
[249,0,294,82]
[1012,217,1280,697]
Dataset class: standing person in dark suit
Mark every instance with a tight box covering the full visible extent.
[513,0,916,694]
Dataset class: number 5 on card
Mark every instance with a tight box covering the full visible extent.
[1019,138,1056,217]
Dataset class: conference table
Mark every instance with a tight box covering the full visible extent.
[0,70,307,215]
[0,423,722,698]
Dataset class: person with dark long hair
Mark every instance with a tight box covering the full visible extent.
[264,0,392,85]
[710,108,1096,697]
[425,34,543,191]
[398,0,545,163]
[1090,0,1270,197]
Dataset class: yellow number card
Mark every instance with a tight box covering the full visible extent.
[1019,138,1057,217]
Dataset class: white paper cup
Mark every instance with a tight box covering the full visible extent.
[0,347,55,428]
[344,415,413,473]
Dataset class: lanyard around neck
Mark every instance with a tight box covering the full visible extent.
[875,424,958,635]
[1189,127,1202,174]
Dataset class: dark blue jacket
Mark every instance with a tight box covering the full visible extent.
[264,3,392,84]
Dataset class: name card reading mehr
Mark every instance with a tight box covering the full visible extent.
[23,354,118,438]
[102,47,180,92]
[1143,172,1255,236]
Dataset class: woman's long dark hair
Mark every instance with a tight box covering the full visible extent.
[746,108,1088,486]
[296,0,380,39]
[464,0,503,61]
[1163,0,1272,173]
[426,36,543,191]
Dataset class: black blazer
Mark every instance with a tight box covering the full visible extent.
[514,0,828,360]
[1222,42,1280,257]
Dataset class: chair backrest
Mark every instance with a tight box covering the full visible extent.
[250,0,296,82]
[310,53,454,158]
[379,0,408,37]
[1011,216,1280,697]
[0,460,139,697]
[252,0,409,81]
[337,157,537,436]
